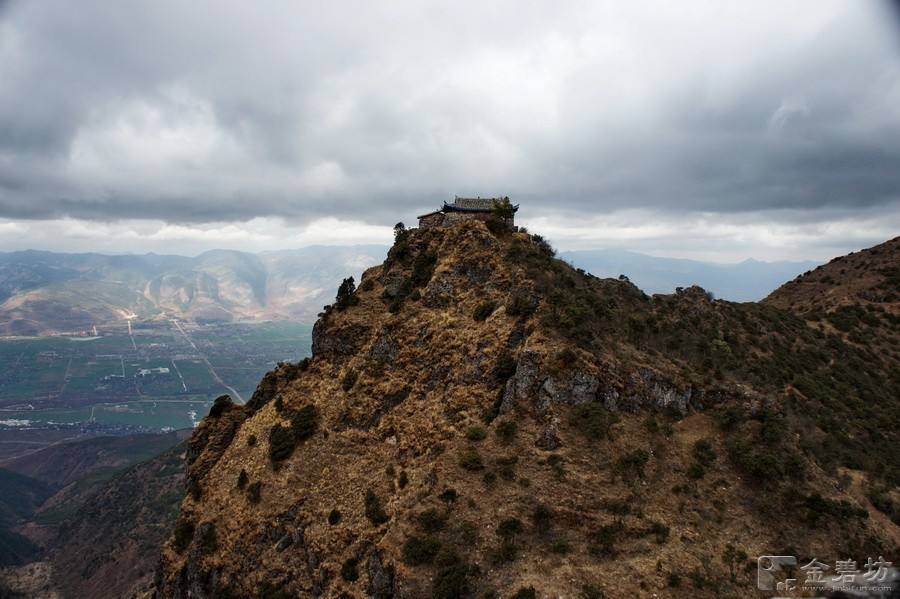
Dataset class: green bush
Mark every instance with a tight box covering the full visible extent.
[237,469,248,489]
[589,522,624,557]
[581,584,605,599]
[398,470,409,489]
[268,423,296,462]
[495,420,518,445]
[411,252,437,287]
[291,405,319,440]
[473,301,498,321]
[532,504,553,536]
[341,369,358,391]
[493,352,517,383]
[439,488,458,503]
[173,518,194,552]
[459,447,485,471]
[615,449,650,480]
[208,394,232,418]
[402,535,442,565]
[341,557,359,581]
[359,278,375,292]
[417,508,447,533]
[497,518,523,540]
[570,403,619,441]
[247,481,262,503]
[365,489,389,525]
[431,549,475,599]
[496,455,518,481]
[335,276,360,310]
[465,425,487,441]
[511,588,536,599]
[198,523,217,554]
[328,509,341,525]
[506,292,536,317]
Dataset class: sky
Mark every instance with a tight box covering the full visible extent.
[1,1,899,262]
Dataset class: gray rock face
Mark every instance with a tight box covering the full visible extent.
[311,320,370,361]
[421,273,453,308]
[499,347,696,417]
[366,550,397,599]
[369,329,398,362]
[534,417,562,450]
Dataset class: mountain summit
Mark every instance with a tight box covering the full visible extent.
[155,221,899,598]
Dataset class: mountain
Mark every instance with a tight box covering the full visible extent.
[562,248,818,302]
[0,246,388,335]
[0,431,190,597]
[0,245,822,336]
[154,221,899,598]
[0,469,52,566]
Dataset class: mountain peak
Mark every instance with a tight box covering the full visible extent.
[156,222,900,598]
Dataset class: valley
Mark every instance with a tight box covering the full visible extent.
[0,320,311,460]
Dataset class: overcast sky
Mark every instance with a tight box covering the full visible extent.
[1,1,899,261]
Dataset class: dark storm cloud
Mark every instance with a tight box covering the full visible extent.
[0,0,899,226]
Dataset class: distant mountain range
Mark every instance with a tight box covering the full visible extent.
[0,246,818,334]
[0,246,387,335]
[561,248,819,302]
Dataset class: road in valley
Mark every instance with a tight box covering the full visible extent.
[170,319,244,403]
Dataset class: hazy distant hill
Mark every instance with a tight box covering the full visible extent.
[0,246,388,334]
[0,245,818,334]
[562,248,819,302]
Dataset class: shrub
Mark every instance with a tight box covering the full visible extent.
[402,535,441,565]
[209,394,232,418]
[532,504,553,536]
[268,423,296,462]
[198,523,217,554]
[466,425,487,441]
[398,470,409,489]
[473,301,498,321]
[411,252,437,287]
[341,369,358,391]
[506,292,536,317]
[496,455,518,480]
[364,489,389,525]
[493,352,517,383]
[187,478,202,501]
[291,405,319,440]
[359,278,375,292]
[570,403,619,441]
[341,557,359,582]
[459,447,485,471]
[615,449,650,480]
[439,488,458,504]
[328,509,341,525]
[692,439,717,464]
[247,434,257,447]
[173,518,194,552]
[432,549,475,599]
[495,420,518,445]
[589,522,624,557]
[497,518,523,540]
[335,277,359,310]
[247,481,262,503]
[581,585,606,599]
[417,508,447,533]
[237,469,248,489]
[511,588,536,599]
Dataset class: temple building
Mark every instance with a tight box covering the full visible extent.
[417,196,518,229]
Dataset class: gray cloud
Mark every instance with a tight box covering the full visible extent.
[0,0,899,238]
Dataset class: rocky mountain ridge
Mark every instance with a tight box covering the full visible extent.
[155,221,900,598]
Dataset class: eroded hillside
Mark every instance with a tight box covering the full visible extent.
[155,222,900,598]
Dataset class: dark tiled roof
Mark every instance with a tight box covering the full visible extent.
[441,197,518,213]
